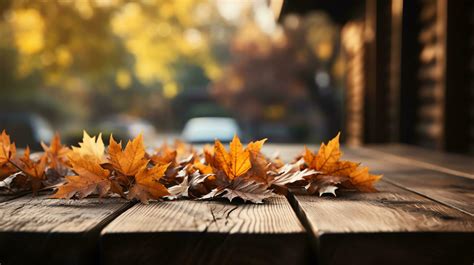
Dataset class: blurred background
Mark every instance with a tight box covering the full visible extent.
[0,0,473,155]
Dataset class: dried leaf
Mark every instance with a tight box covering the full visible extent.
[150,144,177,166]
[16,147,47,180]
[0,130,16,166]
[271,160,318,187]
[305,175,347,195]
[318,185,338,196]
[108,134,148,176]
[304,133,382,196]
[214,135,251,180]
[71,131,106,163]
[168,168,212,199]
[128,163,170,204]
[41,133,70,171]
[52,152,111,199]
[245,139,271,183]
[202,177,274,204]
[348,166,382,192]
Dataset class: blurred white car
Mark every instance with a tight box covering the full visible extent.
[181,117,241,143]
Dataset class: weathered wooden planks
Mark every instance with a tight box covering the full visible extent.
[0,193,23,203]
[367,144,474,179]
[291,181,474,265]
[344,148,474,215]
[0,195,131,265]
[101,196,310,265]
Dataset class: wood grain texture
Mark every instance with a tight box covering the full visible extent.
[291,181,474,265]
[101,196,310,265]
[344,147,474,215]
[367,144,474,179]
[0,195,131,265]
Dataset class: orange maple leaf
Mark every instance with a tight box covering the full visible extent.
[127,163,170,204]
[245,139,272,183]
[304,132,342,172]
[10,147,48,193]
[0,130,18,179]
[304,133,381,194]
[0,130,16,166]
[16,147,47,180]
[347,166,382,192]
[108,134,148,176]
[193,161,214,175]
[214,135,251,180]
[41,133,70,171]
[52,150,111,199]
[150,143,177,166]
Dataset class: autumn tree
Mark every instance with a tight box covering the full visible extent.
[211,12,346,142]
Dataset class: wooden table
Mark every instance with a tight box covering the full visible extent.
[0,144,473,265]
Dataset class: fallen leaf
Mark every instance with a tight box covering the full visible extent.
[128,163,170,204]
[347,166,382,192]
[245,139,272,183]
[41,133,70,171]
[202,177,274,204]
[108,134,148,176]
[52,152,111,199]
[0,130,16,166]
[270,160,318,187]
[150,142,177,166]
[71,131,106,163]
[303,133,382,196]
[213,135,251,180]
[305,176,346,196]
[168,167,213,199]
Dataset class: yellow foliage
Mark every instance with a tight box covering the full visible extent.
[10,9,45,55]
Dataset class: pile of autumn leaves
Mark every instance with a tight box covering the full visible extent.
[0,130,381,204]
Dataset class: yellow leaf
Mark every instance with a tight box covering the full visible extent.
[71,131,105,163]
